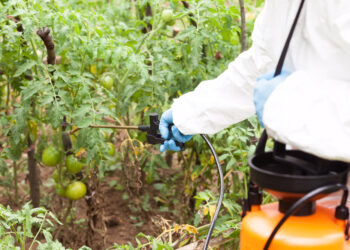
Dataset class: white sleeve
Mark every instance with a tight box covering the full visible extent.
[264,71,350,162]
[171,1,286,135]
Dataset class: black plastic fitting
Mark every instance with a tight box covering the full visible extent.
[335,205,349,220]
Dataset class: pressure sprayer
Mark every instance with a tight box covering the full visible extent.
[241,0,350,249]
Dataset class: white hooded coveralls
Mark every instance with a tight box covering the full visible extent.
[171,0,350,162]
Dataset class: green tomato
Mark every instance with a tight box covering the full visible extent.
[215,147,224,155]
[107,142,115,156]
[65,181,87,200]
[100,75,114,90]
[66,155,84,174]
[162,9,175,25]
[42,146,60,167]
[55,184,66,198]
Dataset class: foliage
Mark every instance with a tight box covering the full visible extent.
[110,233,174,250]
[0,202,64,249]
[0,0,264,248]
[0,0,261,164]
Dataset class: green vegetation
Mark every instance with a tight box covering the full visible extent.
[0,0,264,248]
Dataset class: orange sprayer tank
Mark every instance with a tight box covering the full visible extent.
[242,132,350,250]
[240,202,350,250]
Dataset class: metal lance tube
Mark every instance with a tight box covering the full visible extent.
[70,125,140,134]
[88,125,139,130]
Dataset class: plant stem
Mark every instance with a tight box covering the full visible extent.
[136,23,163,53]
[15,227,24,247]
[22,219,26,250]
[58,159,63,186]
[27,132,40,208]
[54,200,73,239]
[13,161,18,203]
[29,212,47,250]
[63,200,73,224]
[80,52,86,74]
[239,0,247,52]
[30,38,39,62]
[5,81,10,115]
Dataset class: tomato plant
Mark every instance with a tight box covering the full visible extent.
[0,0,262,248]
[0,203,65,249]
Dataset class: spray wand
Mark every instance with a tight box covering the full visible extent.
[69,113,185,150]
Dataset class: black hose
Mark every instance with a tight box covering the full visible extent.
[263,184,347,250]
[201,134,224,250]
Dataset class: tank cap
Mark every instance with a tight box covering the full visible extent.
[335,205,349,220]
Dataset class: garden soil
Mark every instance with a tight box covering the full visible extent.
[0,158,176,250]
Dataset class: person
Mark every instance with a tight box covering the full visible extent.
[159,0,350,163]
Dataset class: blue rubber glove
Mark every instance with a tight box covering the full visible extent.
[160,139,181,152]
[159,109,193,152]
[254,71,291,127]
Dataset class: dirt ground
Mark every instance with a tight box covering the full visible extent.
[0,160,178,250]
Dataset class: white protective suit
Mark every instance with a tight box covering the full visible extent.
[171,0,350,162]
